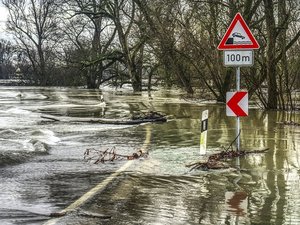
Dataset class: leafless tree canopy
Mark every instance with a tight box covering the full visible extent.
[2,0,300,109]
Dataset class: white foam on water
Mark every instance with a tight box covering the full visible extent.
[29,129,61,145]
[0,129,19,136]
[19,93,48,100]
[24,140,49,153]
[5,107,32,115]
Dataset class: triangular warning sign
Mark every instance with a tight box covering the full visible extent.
[218,13,260,50]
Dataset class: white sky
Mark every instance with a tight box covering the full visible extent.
[0,4,8,29]
[0,3,9,39]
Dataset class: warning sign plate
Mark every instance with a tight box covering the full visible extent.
[218,13,260,50]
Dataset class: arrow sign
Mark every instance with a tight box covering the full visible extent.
[226,91,248,117]
[218,13,260,50]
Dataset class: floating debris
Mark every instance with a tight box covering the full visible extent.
[281,121,300,126]
[78,210,112,219]
[186,148,269,171]
[42,110,167,124]
[84,147,148,164]
[131,111,167,122]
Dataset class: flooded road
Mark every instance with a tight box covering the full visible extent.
[0,86,299,225]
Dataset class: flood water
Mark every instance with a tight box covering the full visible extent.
[0,86,299,225]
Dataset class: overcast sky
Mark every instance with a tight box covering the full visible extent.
[0,4,8,22]
[0,3,8,39]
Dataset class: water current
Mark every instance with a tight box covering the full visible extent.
[0,86,299,225]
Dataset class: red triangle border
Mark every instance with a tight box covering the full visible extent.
[217,13,260,50]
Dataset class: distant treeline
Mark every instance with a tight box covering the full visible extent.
[0,0,299,110]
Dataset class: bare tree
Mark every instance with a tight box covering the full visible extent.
[106,0,148,91]
[0,39,15,79]
[263,0,278,109]
[262,0,300,109]
[60,0,123,89]
[2,0,299,108]
[134,0,197,94]
[3,0,60,85]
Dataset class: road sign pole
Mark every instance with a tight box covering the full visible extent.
[218,12,259,152]
[236,67,240,91]
[236,67,240,151]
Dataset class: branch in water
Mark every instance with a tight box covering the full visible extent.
[84,147,148,164]
[186,148,269,171]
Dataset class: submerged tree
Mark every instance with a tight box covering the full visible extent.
[0,39,15,79]
[61,0,123,89]
[3,0,61,85]
[2,0,299,109]
[252,0,300,109]
[134,0,196,95]
[107,0,147,92]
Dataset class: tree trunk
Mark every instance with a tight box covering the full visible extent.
[112,0,142,92]
[278,0,294,110]
[87,16,102,89]
[278,0,286,109]
[264,0,278,109]
[37,41,47,85]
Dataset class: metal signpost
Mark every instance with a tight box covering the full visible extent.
[218,13,260,151]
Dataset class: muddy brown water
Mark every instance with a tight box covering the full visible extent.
[0,86,299,225]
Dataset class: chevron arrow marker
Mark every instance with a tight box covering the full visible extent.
[226,91,248,117]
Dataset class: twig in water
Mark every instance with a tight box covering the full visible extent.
[84,147,148,164]
[186,148,269,171]
[224,129,241,152]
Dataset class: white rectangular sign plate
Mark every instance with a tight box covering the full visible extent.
[224,50,253,67]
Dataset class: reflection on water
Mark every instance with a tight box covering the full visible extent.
[0,87,299,225]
